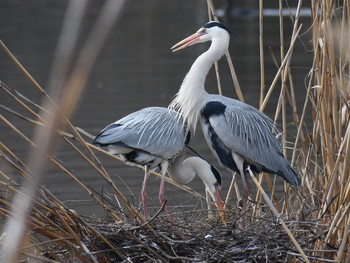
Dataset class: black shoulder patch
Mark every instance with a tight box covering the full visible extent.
[201,101,226,120]
[211,165,222,186]
[184,129,191,146]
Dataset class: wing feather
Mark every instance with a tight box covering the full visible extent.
[94,107,189,159]
[202,96,283,173]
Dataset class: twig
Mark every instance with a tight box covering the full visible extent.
[247,168,310,263]
[129,201,167,231]
[260,24,302,111]
[287,251,338,262]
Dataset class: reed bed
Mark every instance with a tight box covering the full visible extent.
[0,0,349,262]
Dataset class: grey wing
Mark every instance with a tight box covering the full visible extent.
[94,107,189,158]
[206,98,284,172]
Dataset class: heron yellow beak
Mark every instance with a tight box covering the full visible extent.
[171,31,205,52]
[214,185,226,224]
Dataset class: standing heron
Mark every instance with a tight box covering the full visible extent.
[169,21,301,216]
[93,107,224,218]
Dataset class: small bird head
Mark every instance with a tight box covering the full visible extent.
[171,21,234,52]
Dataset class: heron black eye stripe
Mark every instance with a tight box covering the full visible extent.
[202,21,238,37]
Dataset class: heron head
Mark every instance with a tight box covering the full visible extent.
[171,21,234,52]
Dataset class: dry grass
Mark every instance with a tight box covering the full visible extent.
[0,0,349,262]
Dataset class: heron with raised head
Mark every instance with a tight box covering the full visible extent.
[169,21,301,216]
[93,107,224,219]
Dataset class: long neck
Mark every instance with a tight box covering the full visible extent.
[168,154,220,203]
[169,38,229,132]
[168,151,194,184]
[168,153,211,186]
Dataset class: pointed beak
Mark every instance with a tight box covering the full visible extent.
[213,185,226,224]
[171,31,205,52]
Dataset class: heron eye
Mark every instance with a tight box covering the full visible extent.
[199,28,207,34]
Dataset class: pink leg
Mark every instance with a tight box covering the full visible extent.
[158,174,168,214]
[242,178,251,214]
[141,166,148,218]
[240,170,251,228]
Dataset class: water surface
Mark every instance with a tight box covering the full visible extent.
[0,1,312,216]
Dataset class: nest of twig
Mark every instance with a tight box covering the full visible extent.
[37,201,329,263]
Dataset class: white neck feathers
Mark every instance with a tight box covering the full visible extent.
[168,154,213,186]
[169,35,229,132]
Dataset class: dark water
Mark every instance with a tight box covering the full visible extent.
[0,1,312,216]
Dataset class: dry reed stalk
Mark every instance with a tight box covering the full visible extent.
[204,0,223,100]
[207,0,223,96]
[280,1,304,217]
[1,112,124,220]
[60,136,140,220]
[211,0,349,261]
[247,168,310,263]
[0,82,45,123]
[1,0,126,261]
[0,174,126,261]
[208,0,244,102]
[1,199,77,258]
[278,0,304,146]
[260,25,303,112]
[259,0,265,108]
[302,1,350,261]
[259,20,302,220]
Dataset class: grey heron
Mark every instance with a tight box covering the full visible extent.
[93,107,224,219]
[169,21,301,217]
